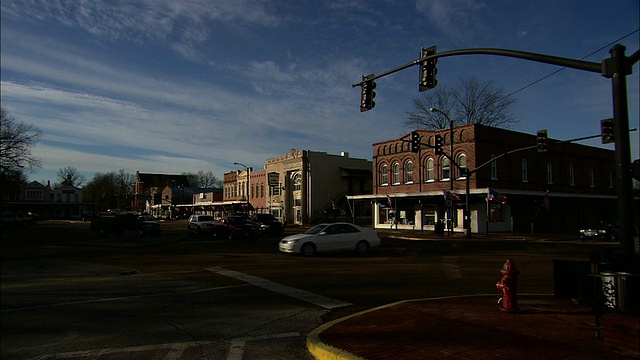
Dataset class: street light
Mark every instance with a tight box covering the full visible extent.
[429,107,455,235]
[233,162,251,213]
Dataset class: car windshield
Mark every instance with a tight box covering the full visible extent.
[199,216,214,221]
[253,214,274,222]
[305,224,329,235]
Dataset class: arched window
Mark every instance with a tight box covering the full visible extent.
[569,165,575,186]
[589,168,595,187]
[609,170,614,188]
[546,162,553,184]
[393,163,400,184]
[406,161,413,183]
[457,154,467,179]
[490,154,498,180]
[441,157,450,181]
[521,159,528,182]
[426,158,434,182]
[293,173,302,191]
[381,165,388,185]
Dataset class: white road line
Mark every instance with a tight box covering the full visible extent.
[33,341,211,359]
[227,332,300,360]
[205,267,352,310]
[2,284,250,313]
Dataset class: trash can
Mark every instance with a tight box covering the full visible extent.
[434,221,444,236]
[598,272,639,313]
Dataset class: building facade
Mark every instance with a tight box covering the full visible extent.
[349,124,619,234]
[264,149,372,225]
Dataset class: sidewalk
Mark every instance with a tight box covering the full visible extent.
[307,294,639,360]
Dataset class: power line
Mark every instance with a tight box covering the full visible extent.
[501,28,640,100]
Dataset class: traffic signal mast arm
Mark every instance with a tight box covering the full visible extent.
[352,47,604,88]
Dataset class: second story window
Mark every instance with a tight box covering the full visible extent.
[521,159,528,182]
[381,164,388,185]
[406,161,413,183]
[441,157,450,181]
[589,168,595,188]
[393,163,400,184]
[569,165,575,186]
[426,158,434,182]
[546,162,553,184]
[457,154,467,179]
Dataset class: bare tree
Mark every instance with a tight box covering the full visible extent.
[56,166,86,187]
[184,171,222,188]
[0,107,42,175]
[83,170,134,211]
[405,77,518,130]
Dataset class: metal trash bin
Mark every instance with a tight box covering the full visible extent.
[599,272,638,312]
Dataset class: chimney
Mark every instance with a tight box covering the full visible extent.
[341,152,349,158]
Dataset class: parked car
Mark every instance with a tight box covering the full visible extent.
[250,213,285,236]
[0,212,29,228]
[137,216,163,237]
[223,214,258,239]
[82,211,95,222]
[188,215,216,233]
[580,222,617,241]
[187,215,231,238]
[90,213,162,237]
[279,222,381,256]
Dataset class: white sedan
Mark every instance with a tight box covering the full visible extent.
[279,223,381,256]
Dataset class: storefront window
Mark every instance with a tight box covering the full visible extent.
[489,203,503,222]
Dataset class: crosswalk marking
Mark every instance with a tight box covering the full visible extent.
[205,267,352,309]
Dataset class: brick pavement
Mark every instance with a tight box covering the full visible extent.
[307,295,639,360]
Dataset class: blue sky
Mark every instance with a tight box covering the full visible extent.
[1,0,638,185]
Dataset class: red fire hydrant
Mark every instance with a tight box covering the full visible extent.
[496,258,519,313]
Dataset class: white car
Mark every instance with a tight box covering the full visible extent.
[279,222,381,256]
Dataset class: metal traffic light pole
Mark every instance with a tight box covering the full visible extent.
[354,45,639,258]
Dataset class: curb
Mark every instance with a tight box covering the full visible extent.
[306,294,503,360]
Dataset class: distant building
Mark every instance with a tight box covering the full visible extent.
[349,123,627,234]
[132,172,190,211]
[264,149,372,225]
[2,181,91,220]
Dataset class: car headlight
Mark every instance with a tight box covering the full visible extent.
[282,239,299,244]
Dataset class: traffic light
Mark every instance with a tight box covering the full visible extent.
[360,74,376,112]
[410,131,421,153]
[600,118,615,144]
[536,130,548,152]
[419,46,438,92]
[434,134,444,155]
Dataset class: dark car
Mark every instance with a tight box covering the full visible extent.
[136,216,163,237]
[223,214,257,239]
[250,213,285,236]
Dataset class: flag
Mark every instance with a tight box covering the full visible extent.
[387,194,393,208]
[541,192,550,211]
[487,188,507,204]
[443,190,461,202]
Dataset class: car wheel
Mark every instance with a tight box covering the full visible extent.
[301,243,316,257]
[355,240,370,255]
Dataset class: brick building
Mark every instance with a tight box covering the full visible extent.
[349,124,619,234]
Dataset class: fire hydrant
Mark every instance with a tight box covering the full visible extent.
[496,258,519,313]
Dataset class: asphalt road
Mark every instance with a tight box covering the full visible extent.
[1,220,610,359]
